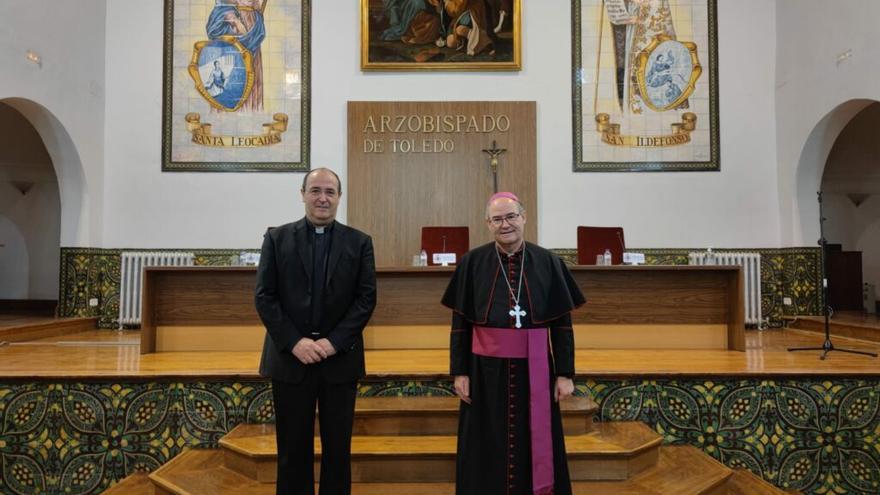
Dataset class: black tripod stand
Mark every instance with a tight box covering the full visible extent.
[788,192,877,360]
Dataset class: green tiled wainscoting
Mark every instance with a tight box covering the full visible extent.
[1,377,877,494]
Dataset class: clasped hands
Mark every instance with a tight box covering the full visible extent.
[454,375,575,404]
[292,338,337,364]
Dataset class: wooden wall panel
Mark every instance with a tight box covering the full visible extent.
[570,269,730,325]
[347,101,537,267]
[140,266,746,353]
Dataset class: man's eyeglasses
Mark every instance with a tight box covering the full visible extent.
[489,213,521,227]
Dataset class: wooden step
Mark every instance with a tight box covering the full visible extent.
[149,449,274,495]
[102,471,152,495]
[220,421,660,483]
[147,445,731,495]
[151,448,460,495]
[150,449,453,495]
[568,422,661,481]
[571,445,732,495]
[726,469,799,494]
[348,395,597,436]
[0,316,97,343]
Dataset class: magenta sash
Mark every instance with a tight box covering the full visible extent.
[472,326,554,495]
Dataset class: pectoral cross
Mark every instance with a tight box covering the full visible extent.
[509,304,526,329]
[482,140,507,194]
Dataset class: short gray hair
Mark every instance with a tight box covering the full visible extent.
[485,199,525,220]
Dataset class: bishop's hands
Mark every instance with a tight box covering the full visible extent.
[454,375,472,404]
[456,375,573,403]
[555,377,574,402]
[291,338,337,365]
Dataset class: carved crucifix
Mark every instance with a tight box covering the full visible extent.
[481,140,507,194]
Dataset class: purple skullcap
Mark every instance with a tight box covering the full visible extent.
[487,192,520,206]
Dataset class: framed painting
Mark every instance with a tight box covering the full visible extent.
[162,0,310,172]
[361,0,521,71]
[573,0,719,172]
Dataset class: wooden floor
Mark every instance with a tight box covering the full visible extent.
[0,314,66,329]
[0,327,878,379]
[0,314,98,343]
[828,310,880,327]
[786,310,880,344]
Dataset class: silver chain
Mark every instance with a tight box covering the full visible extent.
[495,245,526,305]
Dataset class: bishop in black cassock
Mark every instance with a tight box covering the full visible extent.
[442,192,586,495]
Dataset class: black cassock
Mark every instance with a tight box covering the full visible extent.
[443,242,586,495]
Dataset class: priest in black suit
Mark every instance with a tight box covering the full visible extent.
[443,192,585,495]
[255,168,377,495]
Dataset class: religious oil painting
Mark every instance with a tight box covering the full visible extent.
[162,0,310,172]
[361,0,521,71]
[573,0,719,172]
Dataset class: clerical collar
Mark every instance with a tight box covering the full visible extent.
[496,242,524,258]
[305,218,334,235]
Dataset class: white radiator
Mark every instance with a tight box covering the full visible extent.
[118,251,195,327]
[689,251,763,327]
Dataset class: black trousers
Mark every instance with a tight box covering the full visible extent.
[272,372,358,495]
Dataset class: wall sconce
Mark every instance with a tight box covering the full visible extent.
[11,181,34,195]
[26,50,42,68]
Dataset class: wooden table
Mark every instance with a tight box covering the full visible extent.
[140,265,744,354]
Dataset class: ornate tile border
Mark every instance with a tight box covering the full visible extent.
[1,377,876,494]
[58,248,259,328]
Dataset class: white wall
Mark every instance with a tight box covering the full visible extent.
[0,182,60,299]
[775,0,880,247]
[0,1,106,247]
[0,214,28,299]
[101,0,781,250]
[860,215,880,302]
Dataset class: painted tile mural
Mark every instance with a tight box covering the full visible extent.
[59,247,822,329]
[1,378,877,494]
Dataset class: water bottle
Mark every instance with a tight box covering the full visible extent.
[603,249,612,266]
[706,247,715,265]
[419,249,428,267]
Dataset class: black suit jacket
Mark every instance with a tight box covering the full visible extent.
[255,218,377,384]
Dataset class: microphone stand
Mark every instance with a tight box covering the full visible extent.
[787,191,877,360]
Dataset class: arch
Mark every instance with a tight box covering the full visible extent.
[793,99,876,244]
[0,97,87,246]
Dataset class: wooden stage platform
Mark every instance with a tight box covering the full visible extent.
[2,320,878,495]
[1,327,878,379]
[786,311,880,344]
[0,314,98,343]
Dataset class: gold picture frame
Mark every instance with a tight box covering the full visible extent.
[361,0,521,71]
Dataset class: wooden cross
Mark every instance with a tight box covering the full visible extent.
[482,140,507,194]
